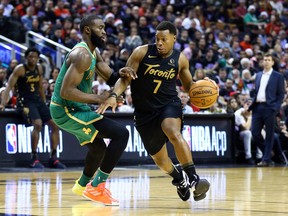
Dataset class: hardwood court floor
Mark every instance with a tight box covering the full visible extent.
[0,165,287,216]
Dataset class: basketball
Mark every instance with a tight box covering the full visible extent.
[189,79,218,109]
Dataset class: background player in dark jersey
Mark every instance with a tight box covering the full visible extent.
[50,15,135,206]
[98,21,214,202]
[0,47,66,169]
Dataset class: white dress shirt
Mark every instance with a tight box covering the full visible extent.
[256,69,272,102]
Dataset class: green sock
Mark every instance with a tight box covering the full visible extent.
[78,173,92,187]
[92,169,109,187]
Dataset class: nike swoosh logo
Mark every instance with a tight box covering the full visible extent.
[148,55,157,58]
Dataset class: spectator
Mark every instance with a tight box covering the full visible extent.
[234,98,257,165]
[0,68,7,88]
[114,48,129,72]
[118,86,134,112]
[65,28,80,49]
[1,0,14,17]
[21,6,36,31]
[54,0,71,21]
[15,0,31,17]
[49,24,66,48]
[240,34,253,50]
[43,0,56,24]
[226,97,239,113]
[138,16,152,44]
[243,4,264,34]
[49,67,60,84]
[125,26,143,52]
[216,31,231,49]
[6,59,18,79]
[0,4,10,37]
[179,91,193,114]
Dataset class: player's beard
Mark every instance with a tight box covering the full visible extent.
[90,31,105,49]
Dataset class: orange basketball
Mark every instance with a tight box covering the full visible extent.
[189,79,218,109]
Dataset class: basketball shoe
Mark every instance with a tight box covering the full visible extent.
[29,159,45,169]
[72,180,86,196]
[48,157,66,169]
[190,175,210,201]
[172,165,191,201]
[82,182,119,206]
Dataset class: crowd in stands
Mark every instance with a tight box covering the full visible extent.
[1,0,288,164]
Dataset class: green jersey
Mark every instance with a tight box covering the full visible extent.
[50,42,102,145]
[52,42,96,110]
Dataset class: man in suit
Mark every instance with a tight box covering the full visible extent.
[249,53,285,167]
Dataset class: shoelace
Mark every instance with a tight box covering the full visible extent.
[178,174,189,188]
[89,185,112,197]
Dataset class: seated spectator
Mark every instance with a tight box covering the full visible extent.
[6,59,18,79]
[118,86,134,112]
[215,67,228,89]
[193,68,206,81]
[226,97,239,113]
[65,28,81,49]
[21,6,37,31]
[216,31,231,49]
[239,34,253,50]
[198,48,219,71]
[243,5,265,34]
[114,48,129,72]
[93,76,110,95]
[0,68,7,88]
[241,69,255,96]
[229,69,243,92]
[234,98,257,165]
[16,0,31,17]
[125,26,143,52]
[54,0,71,21]
[219,78,236,106]
[178,90,193,114]
[49,67,59,84]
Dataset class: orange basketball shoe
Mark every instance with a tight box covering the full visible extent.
[83,182,119,206]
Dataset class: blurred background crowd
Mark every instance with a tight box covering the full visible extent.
[0,0,288,164]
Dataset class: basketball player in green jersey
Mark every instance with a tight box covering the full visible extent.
[0,47,66,169]
[50,15,135,206]
[98,21,213,202]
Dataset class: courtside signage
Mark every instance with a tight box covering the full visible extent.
[5,124,63,157]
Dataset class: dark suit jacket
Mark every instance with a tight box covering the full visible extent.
[250,70,285,112]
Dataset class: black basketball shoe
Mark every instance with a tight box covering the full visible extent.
[190,175,210,201]
[172,165,191,201]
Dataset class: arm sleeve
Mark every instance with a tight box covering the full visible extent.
[106,72,120,86]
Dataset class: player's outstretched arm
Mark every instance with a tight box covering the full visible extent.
[96,45,146,114]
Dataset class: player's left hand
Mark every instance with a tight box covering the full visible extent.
[96,97,118,114]
[119,67,137,80]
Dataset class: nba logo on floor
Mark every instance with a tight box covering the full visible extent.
[6,124,17,154]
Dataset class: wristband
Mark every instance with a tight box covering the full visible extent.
[109,92,117,98]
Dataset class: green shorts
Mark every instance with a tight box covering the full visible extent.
[50,102,103,145]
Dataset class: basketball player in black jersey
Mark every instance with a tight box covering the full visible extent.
[98,21,211,201]
[0,47,66,169]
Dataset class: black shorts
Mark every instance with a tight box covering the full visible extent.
[135,100,183,155]
[18,100,52,125]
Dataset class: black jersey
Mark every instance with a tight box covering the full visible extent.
[16,64,42,103]
[131,44,181,112]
